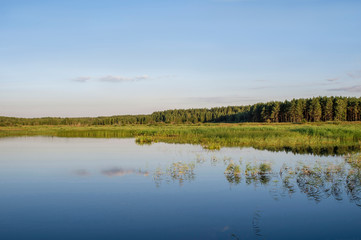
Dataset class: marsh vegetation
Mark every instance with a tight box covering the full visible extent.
[1,122,360,156]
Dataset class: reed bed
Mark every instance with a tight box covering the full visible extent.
[1,122,360,156]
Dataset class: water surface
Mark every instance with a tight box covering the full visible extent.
[0,137,360,240]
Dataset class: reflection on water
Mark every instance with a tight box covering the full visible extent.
[102,167,149,177]
[1,137,361,240]
[60,130,361,156]
[74,169,90,176]
[220,155,361,207]
[258,145,360,157]
[154,162,195,187]
[252,210,263,238]
[2,128,360,156]
[150,151,361,207]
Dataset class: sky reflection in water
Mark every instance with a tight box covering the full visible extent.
[0,137,360,240]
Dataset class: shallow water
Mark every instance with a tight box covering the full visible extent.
[0,137,360,240]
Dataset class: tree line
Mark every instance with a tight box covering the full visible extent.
[1,96,360,126]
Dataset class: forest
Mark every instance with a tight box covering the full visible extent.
[1,96,361,126]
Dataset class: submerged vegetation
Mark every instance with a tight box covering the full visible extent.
[1,122,360,156]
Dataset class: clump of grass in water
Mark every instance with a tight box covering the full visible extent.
[244,162,273,185]
[202,143,221,150]
[135,136,154,145]
[224,161,241,184]
[259,163,272,173]
[225,162,241,175]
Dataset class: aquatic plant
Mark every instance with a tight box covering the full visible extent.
[153,162,196,186]
[224,161,241,184]
[259,163,272,173]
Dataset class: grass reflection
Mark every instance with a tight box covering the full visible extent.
[224,161,242,184]
[153,162,196,186]
[222,154,361,207]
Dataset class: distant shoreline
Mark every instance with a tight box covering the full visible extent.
[1,96,360,126]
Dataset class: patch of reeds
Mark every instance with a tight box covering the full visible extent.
[1,123,360,156]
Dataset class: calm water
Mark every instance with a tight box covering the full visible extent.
[0,137,360,240]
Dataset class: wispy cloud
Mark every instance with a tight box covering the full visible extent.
[99,75,149,83]
[347,71,361,79]
[324,70,361,83]
[73,76,91,82]
[326,77,339,82]
[328,85,361,93]
[71,75,150,83]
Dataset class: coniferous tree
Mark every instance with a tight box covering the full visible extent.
[296,99,305,122]
[324,97,333,121]
[1,96,360,126]
[309,98,322,122]
[334,97,347,121]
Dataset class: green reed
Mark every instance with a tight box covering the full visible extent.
[1,122,361,156]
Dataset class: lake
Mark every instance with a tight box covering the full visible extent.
[0,136,360,240]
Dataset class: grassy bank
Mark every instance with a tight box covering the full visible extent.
[1,122,361,156]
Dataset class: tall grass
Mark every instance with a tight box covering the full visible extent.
[1,122,360,156]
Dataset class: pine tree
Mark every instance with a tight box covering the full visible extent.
[334,98,347,121]
[324,97,333,121]
[309,98,322,122]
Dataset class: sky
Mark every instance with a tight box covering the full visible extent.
[1,0,361,117]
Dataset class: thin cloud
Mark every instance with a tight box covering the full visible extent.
[71,75,150,83]
[99,75,149,83]
[347,71,361,79]
[328,85,361,93]
[324,70,361,82]
[326,77,339,82]
[73,76,91,82]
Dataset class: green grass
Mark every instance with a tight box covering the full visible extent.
[1,122,361,156]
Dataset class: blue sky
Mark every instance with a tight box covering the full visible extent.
[1,0,361,117]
